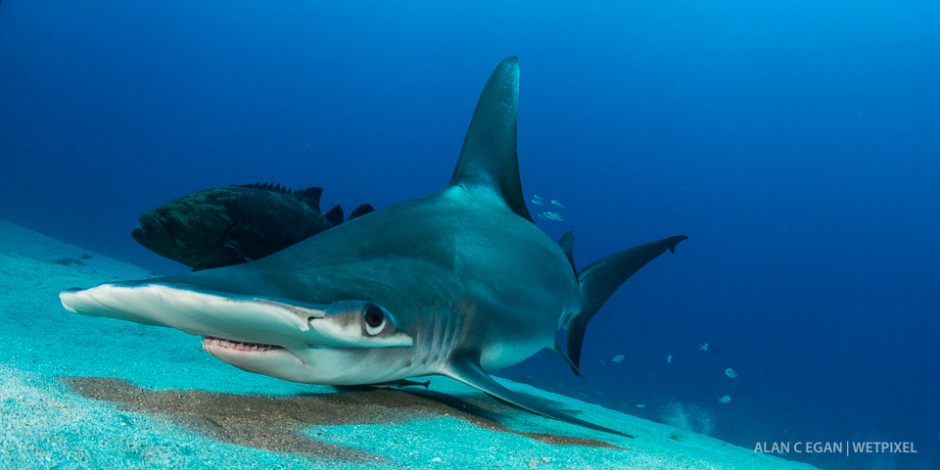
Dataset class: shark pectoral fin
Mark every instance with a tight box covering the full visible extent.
[443,358,632,438]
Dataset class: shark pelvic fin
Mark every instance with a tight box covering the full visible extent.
[443,356,631,437]
[449,56,532,222]
[550,338,583,378]
[567,235,688,372]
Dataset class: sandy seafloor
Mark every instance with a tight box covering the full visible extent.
[0,221,817,469]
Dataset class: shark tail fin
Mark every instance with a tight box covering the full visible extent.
[443,357,632,438]
[567,235,688,372]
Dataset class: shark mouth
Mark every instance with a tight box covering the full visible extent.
[202,336,284,353]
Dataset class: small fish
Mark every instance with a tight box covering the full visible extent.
[635,404,646,409]
[612,354,624,363]
[699,342,709,352]
[718,395,731,404]
[530,194,545,206]
[724,368,738,378]
[666,354,673,364]
[550,199,566,209]
[538,211,564,222]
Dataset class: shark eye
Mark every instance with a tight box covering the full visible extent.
[363,303,387,336]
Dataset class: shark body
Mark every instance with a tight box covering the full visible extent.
[60,57,685,437]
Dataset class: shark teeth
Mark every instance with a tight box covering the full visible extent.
[203,336,282,352]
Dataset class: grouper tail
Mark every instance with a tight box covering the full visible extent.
[566,235,688,374]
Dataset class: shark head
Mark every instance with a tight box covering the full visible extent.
[60,281,417,385]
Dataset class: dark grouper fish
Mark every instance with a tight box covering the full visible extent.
[61,57,686,438]
[131,183,373,270]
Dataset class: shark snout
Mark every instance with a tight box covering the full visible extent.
[60,283,325,349]
[59,282,414,351]
[59,281,416,385]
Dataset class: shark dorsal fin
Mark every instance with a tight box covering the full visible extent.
[449,56,532,222]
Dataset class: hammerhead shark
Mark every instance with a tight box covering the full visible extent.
[59,57,686,438]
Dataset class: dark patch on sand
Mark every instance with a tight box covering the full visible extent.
[54,257,86,266]
[63,377,622,462]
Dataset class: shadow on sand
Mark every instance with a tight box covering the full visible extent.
[64,376,622,462]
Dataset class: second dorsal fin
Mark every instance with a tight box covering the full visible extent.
[558,231,576,274]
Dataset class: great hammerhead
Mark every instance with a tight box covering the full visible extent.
[59,57,686,438]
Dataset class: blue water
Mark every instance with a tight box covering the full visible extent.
[2,1,938,468]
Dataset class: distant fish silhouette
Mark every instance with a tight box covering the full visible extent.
[724,368,737,378]
[530,194,545,206]
[131,183,373,270]
[550,199,566,209]
[718,395,731,404]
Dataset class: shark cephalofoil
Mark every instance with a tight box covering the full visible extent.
[60,57,686,438]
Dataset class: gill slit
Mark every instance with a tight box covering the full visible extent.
[412,300,463,374]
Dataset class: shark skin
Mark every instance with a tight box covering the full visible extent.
[59,56,686,438]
